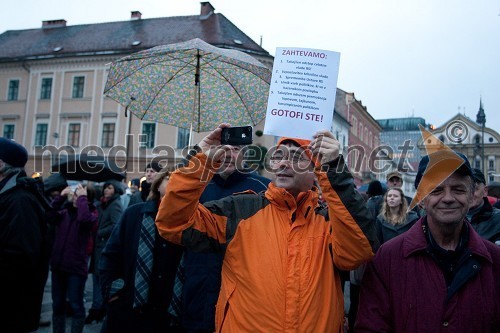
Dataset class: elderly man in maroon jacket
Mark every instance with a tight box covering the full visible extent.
[356,151,500,333]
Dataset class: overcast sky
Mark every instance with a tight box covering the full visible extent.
[2,0,499,131]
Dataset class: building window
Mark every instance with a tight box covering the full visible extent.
[8,80,19,101]
[352,116,357,135]
[439,135,445,143]
[474,157,481,169]
[177,127,190,149]
[101,123,115,148]
[72,76,85,98]
[67,123,81,147]
[40,78,53,100]
[489,159,495,171]
[489,175,495,183]
[141,123,156,148]
[3,124,15,139]
[34,124,48,146]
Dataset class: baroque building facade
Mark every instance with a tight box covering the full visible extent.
[0,2,274,179]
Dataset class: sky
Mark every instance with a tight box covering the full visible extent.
[2,0,499,131]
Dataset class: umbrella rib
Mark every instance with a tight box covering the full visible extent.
[202,60,257,125]
[138,56,199,120]
[106,50,196,93]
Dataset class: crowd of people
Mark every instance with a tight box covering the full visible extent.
[1,125,500,333]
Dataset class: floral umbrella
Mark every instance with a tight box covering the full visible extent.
[104,38,271,132]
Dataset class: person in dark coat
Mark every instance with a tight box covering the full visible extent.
[86,179,123,324]
[48,183,98,333]
[127,178,143,207]
[140,162,163,202]
[99,169,184,333]
[0,137,51,333]
[174,145,270,333]
[365,180,385,219]
[376,187,420,244]
[468,168,500,244]
[356,151,500,332]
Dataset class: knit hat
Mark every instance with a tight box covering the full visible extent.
[276,137,314,163]
[145,162,163,172]
[367,180,384,196]
[0,137,28,167]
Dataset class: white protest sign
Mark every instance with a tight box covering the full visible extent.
[264,47,340,140]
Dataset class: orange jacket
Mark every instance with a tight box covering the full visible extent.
[156,154,376,332]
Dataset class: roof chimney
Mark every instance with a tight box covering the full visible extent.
[200,2,215,20]
[131,11,142,20]
[42,19,67,29]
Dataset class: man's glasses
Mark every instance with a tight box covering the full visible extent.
[270,150,311,165]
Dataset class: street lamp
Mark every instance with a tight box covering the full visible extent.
[476,98,486,177]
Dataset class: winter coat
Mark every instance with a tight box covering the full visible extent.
[48,195,98,276]
[181,170,270,331]
[375,210,419,244]
[356,218,500,333]
[94,194,123,271]
[99,200,183,332]
[0,171,50,332]
[470,197,500,243]
[156,154,376,332]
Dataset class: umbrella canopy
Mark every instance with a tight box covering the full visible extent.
[52,154,125,182]
[104,38,272,132]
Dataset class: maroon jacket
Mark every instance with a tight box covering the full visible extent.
[356,218,500,333]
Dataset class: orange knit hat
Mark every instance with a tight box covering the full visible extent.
[276,137,314,162]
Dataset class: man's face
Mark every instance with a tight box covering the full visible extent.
[130,184,139,193]
[218,145,244,179]
[421,172,472,228]
[145,168,157,184]
[471,182,487,208]
[270,143,315,197]
[387,176,403,188]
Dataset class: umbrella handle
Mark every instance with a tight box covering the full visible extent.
[124,96,137,117]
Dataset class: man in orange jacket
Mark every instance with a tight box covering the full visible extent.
[156,124,377,332]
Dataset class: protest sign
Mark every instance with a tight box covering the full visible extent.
[264,47,340,139]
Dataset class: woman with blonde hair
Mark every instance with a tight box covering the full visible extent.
[376,187,419,244]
